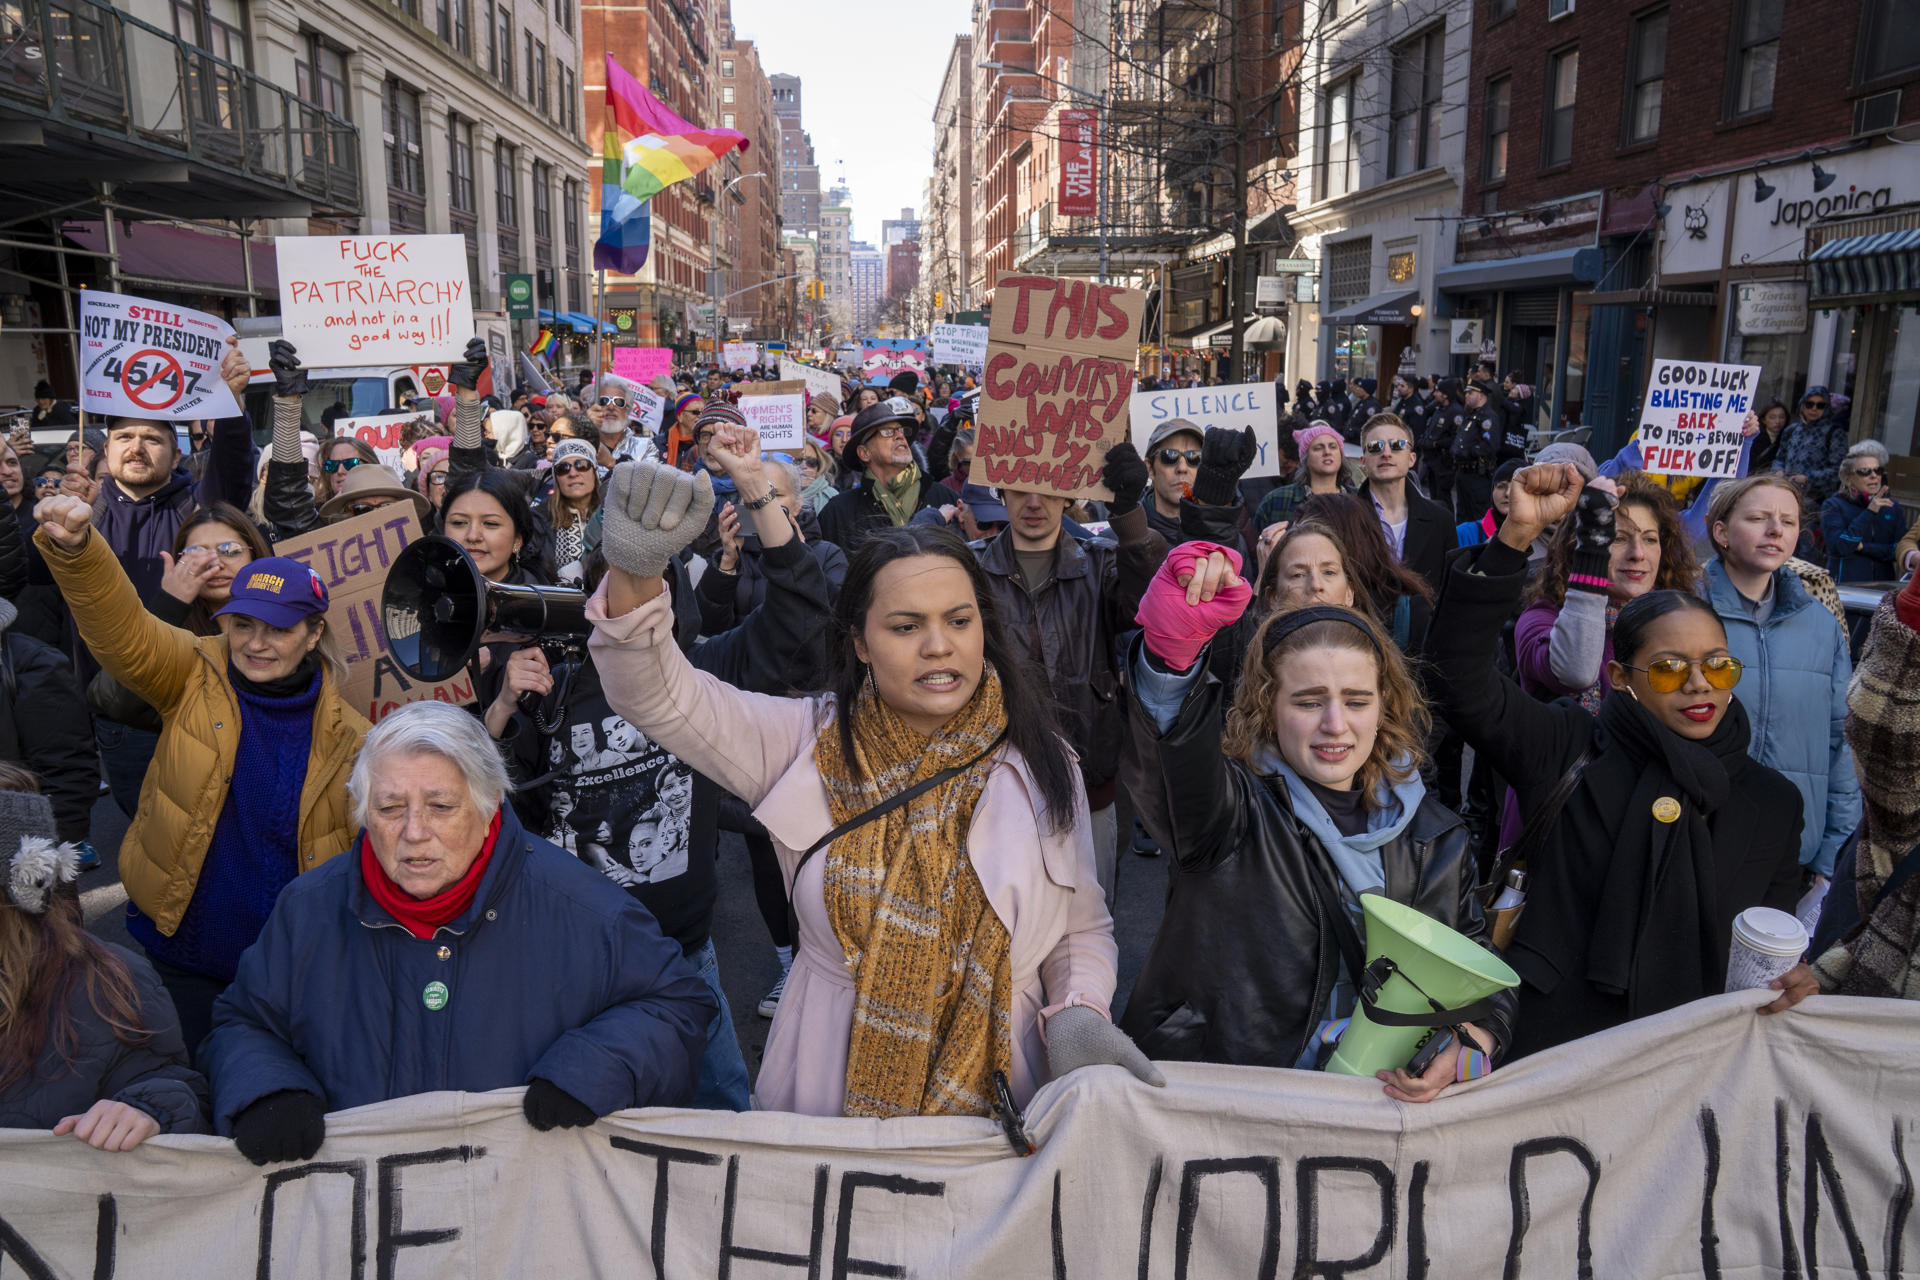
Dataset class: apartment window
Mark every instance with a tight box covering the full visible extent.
[451,0,469,53]
[383,79,426,230]
[294,36,349,169]
[1318,75,1356,201]
[558,64,576,134]
[1482,75,1510,183]
[1856,0,1920,82]
[721,58,733,77]
[555,0,570,33]
[533,161,552,241]
[496,5,514,92]
[447,116,475,212]
[722,112,735,129]
[1726,0,1780,117]
[1388,28,1444,178]
[722,85,734,104]
[563,177,582,268]
[483,0,495,71]
[534,41,548,114]
[1543,47,1577,168]
[525,33,536,105]
[1488,0,1514,19]
[496,142,519,229]
[1624,9,1667,143]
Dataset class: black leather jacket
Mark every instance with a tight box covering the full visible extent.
[1118,643,1516,1068]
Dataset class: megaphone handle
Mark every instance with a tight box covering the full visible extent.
[527,658,582,737]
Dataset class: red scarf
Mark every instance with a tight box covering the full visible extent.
[360,810,502,939]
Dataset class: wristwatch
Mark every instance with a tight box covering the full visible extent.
[741,485,778,511]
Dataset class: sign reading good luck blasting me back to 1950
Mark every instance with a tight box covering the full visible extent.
[78,291,242,421]
[1636,358,1762,479]
[275,235,473,367]
[976,274,1147,500]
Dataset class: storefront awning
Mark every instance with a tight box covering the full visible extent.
[1322,289,1421,326]
[1169,318,1230,349]
[1435,247,1603,294]
[63,221,277,297]
[1571,287,1717,307]
[1809,229,1920,299]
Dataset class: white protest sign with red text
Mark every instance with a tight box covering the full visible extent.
[737,380,808,451]
[334,413,414,478]
[78,291,242,421]
[977,274,1147,500]
[1635,359,1761,479]
[276,235,472,367]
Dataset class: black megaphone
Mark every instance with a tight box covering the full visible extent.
[381,534,591,681]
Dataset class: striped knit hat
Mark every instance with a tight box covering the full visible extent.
[695,403,748,430]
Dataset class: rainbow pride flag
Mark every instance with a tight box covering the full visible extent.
[527,328,559,359]
[604,53,747,203]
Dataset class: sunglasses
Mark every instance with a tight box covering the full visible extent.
[322,456,365,474]
[553,459,596,476]
[1364,438,1412,454]
[347,499,396,516]
[597,395,629,409]
[185,540,249,560]
[1803,401,1828,410]
[1617,655,1744,693]
[1156,448,1202,466]
[1853,467,1883,478]
[796,456,821,471]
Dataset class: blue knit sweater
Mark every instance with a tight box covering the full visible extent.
[127,663,319,982]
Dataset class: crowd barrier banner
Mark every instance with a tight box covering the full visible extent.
[0,994,1913,1278]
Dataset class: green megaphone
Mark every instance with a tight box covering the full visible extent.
[1323,894,1520,1078]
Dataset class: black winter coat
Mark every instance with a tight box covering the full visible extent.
[816,474,946,554]
[0,941,207,1133]
[1118,641,1516,1068]
[0,623,99,844]
[694,508,847,636]
[1429,539,1804,1057]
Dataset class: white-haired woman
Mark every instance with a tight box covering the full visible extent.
[200,701,715,1165]
[1820,440,1904,585]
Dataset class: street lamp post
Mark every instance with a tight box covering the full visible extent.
[978,60,1107,283]
[711,170,768,363]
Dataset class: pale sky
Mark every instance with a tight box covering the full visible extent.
[727,0,969,244]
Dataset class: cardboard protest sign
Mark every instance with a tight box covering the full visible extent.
[737,380,808,451]
[334,413,413,479]
[274,508,473,722]
[612,346,673,384]
[276,234,472,366]
[779,357,845,406]
[1130,381,1282,478]
[722,342,758,371]
[1636,359,1761,479]
[631,385,666,433]
[977,274,1147,499]
[78,292,242,421]
[931,322,989,367]
[0,997,1910,1278]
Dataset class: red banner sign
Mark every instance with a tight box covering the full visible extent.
[1058,108,1099,219]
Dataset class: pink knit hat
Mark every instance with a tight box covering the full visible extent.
[1293,420,1343,454]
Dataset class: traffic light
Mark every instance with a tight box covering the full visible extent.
[934,290,944,309]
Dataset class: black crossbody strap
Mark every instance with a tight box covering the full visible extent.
[785,727,1009,939]
[1869,842,1920,916]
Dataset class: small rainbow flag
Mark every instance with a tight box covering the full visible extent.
[603,53,747,203]
[527,328,558,359]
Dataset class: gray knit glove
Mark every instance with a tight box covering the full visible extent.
[601,458,715,582]
[1045,1005,1164,1086]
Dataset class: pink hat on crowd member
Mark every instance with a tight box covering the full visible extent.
[434,393,455,426]
[413,446,447,497]
[419,434,452,455]
[1293,420,1343,454]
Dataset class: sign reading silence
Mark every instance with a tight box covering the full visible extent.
[976,274,1147,501]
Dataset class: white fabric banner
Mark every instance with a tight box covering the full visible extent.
[0,995,1914,1277]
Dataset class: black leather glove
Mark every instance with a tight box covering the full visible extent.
[230,1090,326,1165]
[523,1077,599,1131]
[448,337,490,391]
[1100,441,1148,517]
[1191,426,1258,507]
[267,340,309,397]
[1566,484,1618,589]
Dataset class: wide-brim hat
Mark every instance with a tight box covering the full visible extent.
[318,462,433,523]
[841,397,919,473]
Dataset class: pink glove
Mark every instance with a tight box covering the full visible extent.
[1135,541,1252,671]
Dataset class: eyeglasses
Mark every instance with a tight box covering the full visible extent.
[1364,438,1412,454]
[869,425,907,441]
[1853,467,1883,478]
[597,395,629,409]
[185,540,249,560]
[553,459,596,476]
[1617,655,1744,693]
[1155,448,1202,467]
[426,472,449,488]
[322,456,365,474]
[694,431,716,447]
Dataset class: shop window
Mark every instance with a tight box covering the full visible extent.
[1624,9,1666,144]
[1319,75,1357,201]
[1542,47,1577,169]
[1482,75,1509,184]
[1725,0,1780,118]
[1855,0,1920,84]
[1388,28,1444,179]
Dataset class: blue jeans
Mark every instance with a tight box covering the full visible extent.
[95,720,159,819]
[688,939,751,1111]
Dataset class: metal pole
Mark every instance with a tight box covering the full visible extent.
[54,220,80,423]
[100,184,120,295]
[239,218,257,317]
[1098,91,1110,285]
[595,268,606,385]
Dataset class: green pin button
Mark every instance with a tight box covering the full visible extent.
[422,981,449,1011]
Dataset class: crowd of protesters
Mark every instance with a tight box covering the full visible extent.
[1,331,1918,1166]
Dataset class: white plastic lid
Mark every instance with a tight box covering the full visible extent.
[1732,906,1808,957]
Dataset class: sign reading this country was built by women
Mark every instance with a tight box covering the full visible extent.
[78,291,242,421]
[275,235,473,367]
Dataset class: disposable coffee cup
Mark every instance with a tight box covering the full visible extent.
[1725,906,1808,993]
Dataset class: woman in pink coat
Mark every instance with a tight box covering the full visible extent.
[584,435,1156,1119]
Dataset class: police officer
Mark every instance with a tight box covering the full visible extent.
[1424,379,1465,518]
[1450,379,1501,521]
[1349,377,1382,428]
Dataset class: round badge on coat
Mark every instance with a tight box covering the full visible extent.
[1652,797,1682,824]
[422,981,450,1011]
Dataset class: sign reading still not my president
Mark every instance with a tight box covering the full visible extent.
[1635,358,1761,479]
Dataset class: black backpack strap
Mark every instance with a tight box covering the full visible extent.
[785,727,1009,940]
[1868,842,1920,917]
[1482,740,1596,897]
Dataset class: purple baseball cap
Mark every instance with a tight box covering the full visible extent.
[212,556,330,628]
